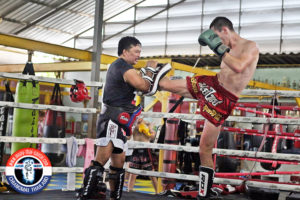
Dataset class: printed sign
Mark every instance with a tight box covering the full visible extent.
[6,148,52,194]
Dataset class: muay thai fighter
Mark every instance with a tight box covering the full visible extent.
[77,36,171,200]
[159,16,259,199]
[127,118,158,194]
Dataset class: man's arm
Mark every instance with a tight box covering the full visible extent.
[124,69,150,92]
[124,60,158,92]
[222,41,259,73]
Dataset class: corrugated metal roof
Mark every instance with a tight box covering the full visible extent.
[143,53,300,68]
[0,0,143,44]
[0,0,300,67]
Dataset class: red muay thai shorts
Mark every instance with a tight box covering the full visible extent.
[186,75,238,127]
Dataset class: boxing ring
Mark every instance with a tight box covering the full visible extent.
[0,190,251,200]
[0,72,300,199]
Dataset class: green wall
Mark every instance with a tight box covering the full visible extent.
[253,68,300,89]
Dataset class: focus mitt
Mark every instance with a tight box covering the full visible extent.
[140,63,172,96]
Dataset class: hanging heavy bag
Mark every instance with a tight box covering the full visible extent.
[11,62,39,154]
[41,83,66,166]
[157,96,185,144]
[216,131,238,172]
[261,97,281,171]
[0,82,14,165]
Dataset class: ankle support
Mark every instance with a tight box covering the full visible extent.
[109,166,125,200]
[198,166,214,197]
[81,160,105,198]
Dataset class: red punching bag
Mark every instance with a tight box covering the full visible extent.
[163,94,181,190]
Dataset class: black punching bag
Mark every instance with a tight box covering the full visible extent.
[41,84,66,166]
[0,82,14,165]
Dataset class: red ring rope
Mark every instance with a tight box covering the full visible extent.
[220,155,300,165]
[216,170,300,177]
[235,106,297,119]
[222,126,300,137]
[235,103,300,111]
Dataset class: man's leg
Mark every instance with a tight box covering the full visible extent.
[199,121,221,168]
[127,149,140,192]
[159,77,194,98]
[77,143,113,200]
[124,164,130,188]
[127,173,137,192]
[124,142,133,187]
[109,151,126,200]
[95,142,114,165]
[197,120,222,200]
[150,175,158,194]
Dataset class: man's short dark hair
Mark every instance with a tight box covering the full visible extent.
[209,17,234,32]
[118,36,141,56]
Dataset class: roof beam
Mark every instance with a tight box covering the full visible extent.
[0,33,92,61]
[0,59,145,73]
[0,46,27,55]
[0,62,95,72]
[0,33,122,65]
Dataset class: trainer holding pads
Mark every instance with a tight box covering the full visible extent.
[76,36,171,200]
[158,17,259,199]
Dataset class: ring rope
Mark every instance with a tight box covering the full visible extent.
[141,112,300,124]
[235,103,300,111]
[1,136,300,162]
[223,155,299,165]
[241,89,300,97]
[126,168,300,192]
[0,166,299,192]
[234,131,300,141]
[0,101,299,124]
[0,72,103,87]
[0,136,85,145]
[0,101,97,114]
[235,106,297,119]
[222,127,299,137]
[0,167,83,173]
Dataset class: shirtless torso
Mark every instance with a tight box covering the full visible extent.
[217,38,259,96]
[158,37,259,100]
